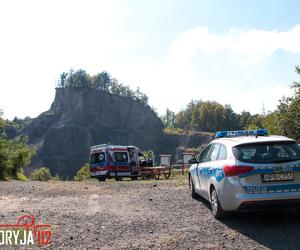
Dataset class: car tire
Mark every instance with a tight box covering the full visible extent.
[189,175,198,199]
[131,176,138,180]
[98,177,106,182]
[115,176,123,181]
[210,187,227,220]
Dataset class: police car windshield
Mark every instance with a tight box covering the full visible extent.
[232,141,300,164]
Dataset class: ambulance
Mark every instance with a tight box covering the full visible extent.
[89,144,152,181]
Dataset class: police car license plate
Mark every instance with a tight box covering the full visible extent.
[262,172,294,182]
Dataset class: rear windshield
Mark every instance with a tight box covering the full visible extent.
[90,152,105,164]
[232,141,300,163]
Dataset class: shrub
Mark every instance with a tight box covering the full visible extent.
[74,163,90,181]
[30,167,52,181]
[51,174,62,181]
[17,172,28,181]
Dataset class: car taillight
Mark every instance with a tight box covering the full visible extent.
[223,165,254,177]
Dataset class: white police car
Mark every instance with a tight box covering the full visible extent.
[188,129,300,219]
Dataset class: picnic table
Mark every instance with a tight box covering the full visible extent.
[141,166,172,180]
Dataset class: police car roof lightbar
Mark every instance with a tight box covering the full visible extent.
[215,129,268,139]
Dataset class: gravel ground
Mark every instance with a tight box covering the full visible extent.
[1,176,300,249]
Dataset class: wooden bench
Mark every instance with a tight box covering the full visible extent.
[141,166,172,180]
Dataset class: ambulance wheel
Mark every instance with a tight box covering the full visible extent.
[210,187,227,220]
[97,177,106,182]
[131,176,138,180]
[115,176,123,181]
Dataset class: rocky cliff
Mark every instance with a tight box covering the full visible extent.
[20,87,165,177]
[20,87,211,177]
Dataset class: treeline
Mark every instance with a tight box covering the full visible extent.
[162,102,264,132]
[162,66,300,142]
[57,69,149,106]
[4,116,32,139]
[0,113,35,180]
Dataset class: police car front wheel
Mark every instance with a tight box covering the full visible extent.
[210,187,227,220]
[189,176,198,199]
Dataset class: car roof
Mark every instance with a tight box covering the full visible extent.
[213,135,296,147]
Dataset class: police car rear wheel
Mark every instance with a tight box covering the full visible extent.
[210,188,226,219]
[189,176,198,198]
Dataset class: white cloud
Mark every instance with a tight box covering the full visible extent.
[151,25,300,115]
[168,25,300,62]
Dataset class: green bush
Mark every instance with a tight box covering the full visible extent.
[30,167,52,181]
[74,163,90,181]
[17,172,28,181]
[51,174,62,181]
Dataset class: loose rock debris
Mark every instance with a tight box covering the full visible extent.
[0,179,300,249]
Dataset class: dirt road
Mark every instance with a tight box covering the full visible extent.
[1,177,300,249]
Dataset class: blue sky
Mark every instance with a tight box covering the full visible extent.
[0,0,300,119]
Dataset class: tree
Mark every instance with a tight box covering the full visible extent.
[138,93,149,105]
[0,111,35,180]
[109,78,121,95]
[223,105,239,130]
[161,109,176,128]
[71,69,90,87]
[175,110,190,129]
[278,82,300,141]
[247,114,265,130]
[197,101,227,132]
[91,71,111,91]
[57,72,68,88]
[237,111,252,130]
[263,111,281,135]
[277,67,300,141]
[7,137,36,179]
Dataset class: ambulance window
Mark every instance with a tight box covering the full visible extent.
[115,152,128,162]
[90,152,105,164]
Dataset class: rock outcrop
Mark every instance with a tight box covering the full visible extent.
[20,87,212,177]
[20,87,165,177]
